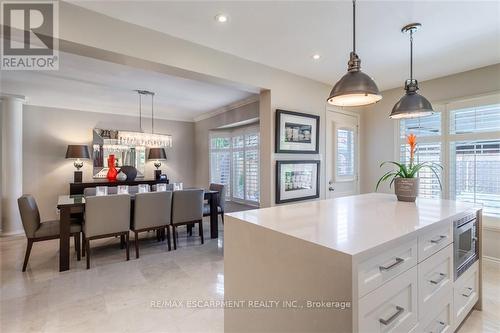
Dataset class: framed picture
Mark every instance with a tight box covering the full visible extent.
[275,110,319,154]
[276,160,320,204]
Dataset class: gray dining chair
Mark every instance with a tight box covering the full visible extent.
[17,195,82,272]
[132,191,173,258]
[203,183,226,223]
[171,189,204,249]
[84,194,131,269]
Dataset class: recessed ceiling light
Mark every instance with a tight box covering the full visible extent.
[215,14,228,23]
[312,54,321,60]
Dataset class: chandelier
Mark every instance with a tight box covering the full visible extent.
[117,131,172,148]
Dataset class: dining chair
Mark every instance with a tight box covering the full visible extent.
[203,183,226,223]
[84,194,131,269]
[17,195,81,272]
[171,189,204,249]
[132,191,172,258]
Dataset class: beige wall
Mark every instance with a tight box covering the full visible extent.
[22,105,195,221]
[358,64,500,194]
[194,101,259,188]
[57,2,331,207]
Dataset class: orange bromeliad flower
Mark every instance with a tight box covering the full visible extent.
[407,133,417,164]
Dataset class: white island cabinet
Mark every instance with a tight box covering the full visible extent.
[224,193,482,333]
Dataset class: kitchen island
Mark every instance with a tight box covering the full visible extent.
[224,193,482,333]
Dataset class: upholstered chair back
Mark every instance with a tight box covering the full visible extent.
[171,189,204,225]
[133,191,172,230]
[209,183,226,211]
[17,195,41,238]
[84,194,130,238]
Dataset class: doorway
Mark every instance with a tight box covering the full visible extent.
[325,109,360,199]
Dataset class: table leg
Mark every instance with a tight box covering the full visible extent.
[59,207,71,272]
[209,193,219,239]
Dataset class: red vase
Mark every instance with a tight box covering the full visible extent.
[106,154,118,181]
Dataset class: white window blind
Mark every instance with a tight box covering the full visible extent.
[450,140,500,217]
[209,125,260,205]
[400,113,441,138]
[336,128,354,178]
[450,104,500,134]
[400,143,442,199]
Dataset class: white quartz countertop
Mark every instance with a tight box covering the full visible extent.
[226,193,479,256]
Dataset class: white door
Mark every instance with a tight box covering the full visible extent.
[325,109,359,198]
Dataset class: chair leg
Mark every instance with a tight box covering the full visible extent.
[125,233,130,261]
[173,226,177,250]
[22,239,34,272]
[134,231,139,259]
[120,235,125,249]
[166,226,171,251]
[199,220,204,244]
[221,212,224,224]
[74,233,81,261]
[86,239,90,269]
[82,232,86,257]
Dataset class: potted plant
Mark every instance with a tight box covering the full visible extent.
[376,134,442,202]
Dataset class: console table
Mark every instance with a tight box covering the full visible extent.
[69,179,168,195]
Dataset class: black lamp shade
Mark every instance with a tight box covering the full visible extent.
[148,148,167,160]
[65,145,90,159]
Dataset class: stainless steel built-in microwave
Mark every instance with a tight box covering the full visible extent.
[454,212,479,280]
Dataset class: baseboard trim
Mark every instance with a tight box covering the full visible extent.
[483,255,500,264]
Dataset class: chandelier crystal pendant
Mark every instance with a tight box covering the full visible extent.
[327,0,382,107]
[390,23,434,119]
[118,90,173,148]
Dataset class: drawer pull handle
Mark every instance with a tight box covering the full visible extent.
[430,273,446,285]
[462,287,473,297]
[379,306,404,326]
[430,321,446,333]
[379,257,404,271]
[430,235,447,244]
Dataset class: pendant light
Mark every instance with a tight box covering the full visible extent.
[390,23,434,119]
[327,0,382,107]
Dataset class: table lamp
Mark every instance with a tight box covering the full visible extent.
[148,148,167,180]
[66,145,90,183]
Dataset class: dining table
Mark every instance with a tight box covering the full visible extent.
[56,189,220,272]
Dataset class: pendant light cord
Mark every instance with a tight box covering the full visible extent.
[151,93,155,134]
[352,0,356,54]
[139,92,142,132]
[410,29,413,80]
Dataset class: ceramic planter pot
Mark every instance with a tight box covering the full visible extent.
[394,177,419,202]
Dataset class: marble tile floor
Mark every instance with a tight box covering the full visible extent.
[1,216,499,333]
[1,219,224,333]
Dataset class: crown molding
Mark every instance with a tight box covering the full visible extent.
[193,95,259,122]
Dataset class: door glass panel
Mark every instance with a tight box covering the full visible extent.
[336,128,354,178]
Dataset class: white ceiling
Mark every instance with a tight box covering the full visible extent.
[1,51,256,122]
[73,0,500,90]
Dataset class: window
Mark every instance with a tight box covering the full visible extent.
[398,94,500,217]
[210,125,260,205]
[336,128,355,178]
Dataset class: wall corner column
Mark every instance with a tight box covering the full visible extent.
[1,95,25,235]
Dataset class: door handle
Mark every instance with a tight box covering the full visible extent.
[329,187,335,192]
[379,306,404,326]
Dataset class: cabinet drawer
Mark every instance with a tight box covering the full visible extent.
[359,266,418,333]
[418,223,452,262]
[453,261,479,328]
[418,244,453,320]
[420,297,453,333]
[358,238,418,297]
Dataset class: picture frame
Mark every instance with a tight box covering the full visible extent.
[275,110,319,154]
[276,160,320,204]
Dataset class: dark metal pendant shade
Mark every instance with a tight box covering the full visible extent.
[390,81,434,119]
[327,55,382,107]
[327,1,382,107]
[390,23,434,119]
